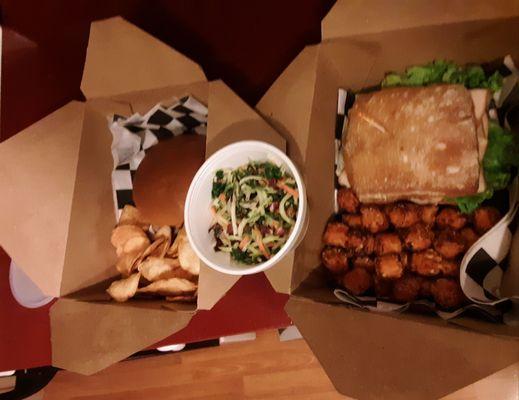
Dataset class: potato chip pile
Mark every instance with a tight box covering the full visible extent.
[106,205,199,302]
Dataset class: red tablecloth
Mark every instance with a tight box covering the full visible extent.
[0,0,334,371]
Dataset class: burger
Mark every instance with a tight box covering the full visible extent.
[132,134,205,226]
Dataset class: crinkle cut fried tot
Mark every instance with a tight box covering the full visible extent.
[391,274,421,303]
[438,258,459,277]
[323,222,349,247]
[436,207,468,230]
[386,203,421,228]
[375,233,402,255]
[376,254,404,280]
[431,278,465,309]
[342,267,373,296]
[399,252,410,269]
[420,205,438,226]
[411,249,458,277]
[419,278,433,298]
[321,247,349,274]
[473,206,501,234]
[363,234,376,255]
[343,230,366,253]
[326,229,375,255]
[342,214,363,229]
[434,229,465,259]
[360,205,389,233]
[403,223,433,252]
[460,227,479,248]
[352,256,376,273]
[374,276,393,298]
[337,188,360,213]
[410,249,443,277]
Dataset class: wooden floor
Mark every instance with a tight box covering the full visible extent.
[42,330,343,400]
[3,329,517,400]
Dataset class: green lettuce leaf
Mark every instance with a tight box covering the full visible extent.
[451,122,519,213]
[382,60,503,92]
[452,190,494,214]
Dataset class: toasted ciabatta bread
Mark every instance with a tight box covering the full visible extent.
[343,84,485,204]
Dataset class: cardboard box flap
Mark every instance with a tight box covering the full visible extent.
[197,264,239,311]
[51,298,194,375]
[81,17,207,99]
[197,80,291,310]
[322,0,519,40]
[257,45,332,293]
[198,256,295,310]
[257,45,320,171]
[205,80,286,156]
[287,297,519,400]
[264,251,294,294]
[59,98,131,296]
[108,81,209,116]
[0,101,85,298]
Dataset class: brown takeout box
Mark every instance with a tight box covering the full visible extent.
[0,17,293,374]
[257,1,519,399]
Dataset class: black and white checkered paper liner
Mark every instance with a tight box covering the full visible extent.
[332,56,519,321]
[109,96,208,219]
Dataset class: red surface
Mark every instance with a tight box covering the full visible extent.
[0,0,334,370]
[154,274,291,348]
[0,248,53,371]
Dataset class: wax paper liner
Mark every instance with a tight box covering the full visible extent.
[108,95,208,219]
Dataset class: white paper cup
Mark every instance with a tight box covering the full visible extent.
[185,140,307,275]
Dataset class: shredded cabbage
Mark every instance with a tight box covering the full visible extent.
[209,161,299,265]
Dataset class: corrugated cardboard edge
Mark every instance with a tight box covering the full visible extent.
[51,298,194,375]
[288,297,519,400]
[197,80,292,310]
[0,101,85,298]
[256,45,321,292]
[81,16,207,99]
[322,0,519,40]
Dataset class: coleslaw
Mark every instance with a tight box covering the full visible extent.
[209,161,299,265]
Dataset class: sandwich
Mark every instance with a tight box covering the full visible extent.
[339,60,519,212]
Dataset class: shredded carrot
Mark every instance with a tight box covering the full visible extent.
[278,182,299,200]
[210,206,217,216]
[258,241,270,259]
[253,228,270,259]
[219,193,226,202]
[239,235,250,251]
